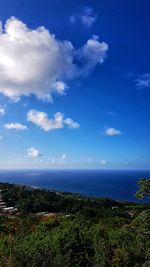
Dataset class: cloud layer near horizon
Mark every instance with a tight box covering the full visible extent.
[0,17,108,101]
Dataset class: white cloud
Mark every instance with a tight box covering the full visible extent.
[27,147,42,158]
[100,159,108,166]
[64,118,80,128]
[0,17,108,101]
[0,106,5,115]
[136,73,150,89]
[70,7,97,28]
[79,35,108,74]
[27,110,64,131]
[62,154,66,160]
[49,155,67,166]
[52,81,68,95]
[3,122,27,130]
[27,109,80,131]
[105,127,122,136]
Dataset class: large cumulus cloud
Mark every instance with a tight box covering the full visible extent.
[0,17,108,101]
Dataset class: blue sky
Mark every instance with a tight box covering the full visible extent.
[0,0,150,169]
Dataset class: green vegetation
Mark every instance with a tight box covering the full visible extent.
[0,179,149,267]
[135,178,150,199]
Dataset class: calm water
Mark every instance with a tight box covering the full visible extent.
[0,169,150,203]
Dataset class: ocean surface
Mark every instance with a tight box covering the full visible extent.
[0,169,150,203]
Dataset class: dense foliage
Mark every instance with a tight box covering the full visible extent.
[0,180,149,267]
[135,178,150,199]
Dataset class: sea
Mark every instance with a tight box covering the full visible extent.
[0,169,149,203]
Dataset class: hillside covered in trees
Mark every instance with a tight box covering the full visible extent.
[0,180,150,267]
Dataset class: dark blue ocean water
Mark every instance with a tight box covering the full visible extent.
[0,169,150,203]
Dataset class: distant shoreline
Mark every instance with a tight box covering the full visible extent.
[0,181,149,206]
[0,169,150,203]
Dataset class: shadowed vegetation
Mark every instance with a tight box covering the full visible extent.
[0,179,149,267]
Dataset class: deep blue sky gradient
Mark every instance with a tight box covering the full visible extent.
[0,0,150,169]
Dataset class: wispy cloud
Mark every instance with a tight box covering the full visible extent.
[0,106,5,116]
[100,159,108,166]
[135,73,150,89]
[105,127,122,136]
[62,154,66,160]
[27,110,80,131]
[3,122,27,130]
[70,7,97,28]
[108,111,117,116]
[0,17,108,101]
